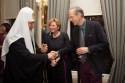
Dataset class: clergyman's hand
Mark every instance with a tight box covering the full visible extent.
[47,51,58,60]
[40,44,48,53]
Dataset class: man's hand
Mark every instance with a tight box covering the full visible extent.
[76,47,89,55]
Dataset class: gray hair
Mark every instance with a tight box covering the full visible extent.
[69,7,84,17]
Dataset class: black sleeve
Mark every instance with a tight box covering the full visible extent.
[88,22,109,54]
[42,30,48,44]
[58,32,72,55]
[9,38,48,67]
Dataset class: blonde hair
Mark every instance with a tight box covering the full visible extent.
[48,18,61,30]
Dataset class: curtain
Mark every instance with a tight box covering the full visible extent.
[0,0,1,23]
[34,1,42,48]
[19,0,35,9]
[0,0,5,23]
[47,0,70,32]
[100,0,125,83]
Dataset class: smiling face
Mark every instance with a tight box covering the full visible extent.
[49,21,59,33]
[48,18,61,33]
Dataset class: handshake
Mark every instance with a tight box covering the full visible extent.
[39,44,60,67]
[47,51,60,67]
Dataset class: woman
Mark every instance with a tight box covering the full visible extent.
[0,23,10,56]
[0,23,11,81]
[1,7,57,83]
[42,18,72,83]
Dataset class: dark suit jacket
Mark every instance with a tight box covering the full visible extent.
[70,20,113,74]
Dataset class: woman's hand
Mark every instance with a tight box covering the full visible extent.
[40,43,48,53]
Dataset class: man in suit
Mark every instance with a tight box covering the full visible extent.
[68,7,112,83]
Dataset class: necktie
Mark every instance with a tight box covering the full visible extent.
[79,22,87,64]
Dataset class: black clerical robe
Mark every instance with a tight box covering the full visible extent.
[3,38,48,83]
